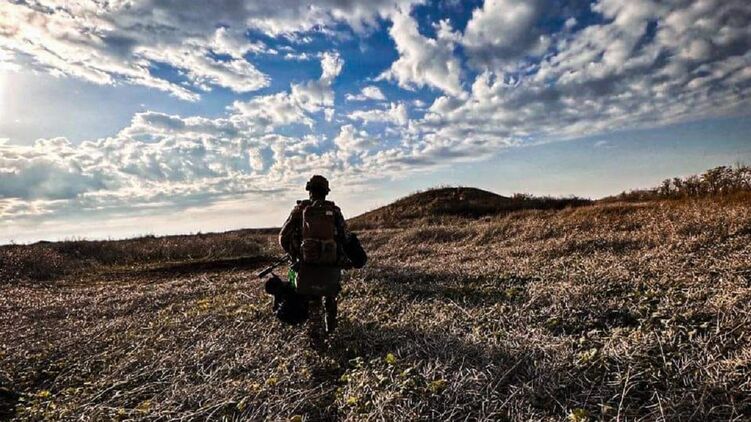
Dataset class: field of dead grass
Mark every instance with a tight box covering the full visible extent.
[1,196,750,420]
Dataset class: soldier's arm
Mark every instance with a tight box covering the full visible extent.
[334,207,356,269]
[334,207,350,240]
[279,206,302,258]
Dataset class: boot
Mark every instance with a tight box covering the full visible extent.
[324,295,338,334]
[307,297,326,350]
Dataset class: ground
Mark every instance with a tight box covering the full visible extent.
[1,196,750,421]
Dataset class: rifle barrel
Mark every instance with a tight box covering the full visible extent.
[257,256,289,278]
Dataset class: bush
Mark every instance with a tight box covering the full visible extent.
[608,165,751,201]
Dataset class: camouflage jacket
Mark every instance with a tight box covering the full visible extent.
[279,199,350,263]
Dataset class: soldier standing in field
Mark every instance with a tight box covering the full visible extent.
[279,175,350,346]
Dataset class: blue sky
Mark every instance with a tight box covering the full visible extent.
[1,0,750,243]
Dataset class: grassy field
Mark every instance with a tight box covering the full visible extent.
[1,194,750,420]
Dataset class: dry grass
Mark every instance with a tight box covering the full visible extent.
[1,196,750,420]
[0,230,270,282]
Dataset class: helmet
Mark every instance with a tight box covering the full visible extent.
[305,175,330,193]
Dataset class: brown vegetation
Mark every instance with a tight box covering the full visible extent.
[605,164,751,202]
[0,230,271,283]
[1,178,750,420]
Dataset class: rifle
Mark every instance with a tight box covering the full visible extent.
[258,255,291,278]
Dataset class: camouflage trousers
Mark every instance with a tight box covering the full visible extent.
[307,295,337,348]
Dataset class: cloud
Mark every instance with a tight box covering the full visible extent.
[415,0,751,156]
[460,0,550,69]
[349,102,409,126]
[230,52,344,128]
[240,0,421,35]
[334,125,380,154]
[0,55,354,219]
[320,51,344,81]
[212,27,273,57]
[0,124,290,219]
[346,86,387,101]
[0,0,416,100]
[137,43,270,93]
[378,10,464,96]
[230,93,316,130]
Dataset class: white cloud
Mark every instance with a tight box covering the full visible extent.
[349,102,409,126]
[284,52,316,61]
[212,27,272,57]
[346,85,387,101]
[230,52,344,128]
[138,46,270,93]
[334,124,380,154]
[461,0,550,69]
[320,51,344,82]
[0,53,355,220]
[0,0,416,100]
[231,93,316,130]
[414,0,751,156]
[378,10,464,96]
[241,0,421,35]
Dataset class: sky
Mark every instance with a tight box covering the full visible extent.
[0,0,750,244]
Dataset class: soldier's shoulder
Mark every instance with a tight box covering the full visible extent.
[329,201,344,215]
[292,199,311,212]
[324,200,340,209]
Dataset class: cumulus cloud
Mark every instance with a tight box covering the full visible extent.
[230,52,344,133]
[346,86,387,101]
[137,44,270,93]
[334,125,380,154]
[0,118,299,219]
[349,102,409,126]
[461,0,550,69]
[230,93,316,130]
[212,27,273,57]
[0,54,352,219]
[241,0,421,35]
[417,0,751,154]
[229,52,344,128]
[378,10,464,96]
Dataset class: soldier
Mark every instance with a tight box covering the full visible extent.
[279,175,349,346]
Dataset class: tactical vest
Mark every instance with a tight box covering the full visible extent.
[300,200,339,265]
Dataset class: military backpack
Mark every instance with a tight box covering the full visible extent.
[301,200,339,265]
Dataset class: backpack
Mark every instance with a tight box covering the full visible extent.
[301,200,339,265]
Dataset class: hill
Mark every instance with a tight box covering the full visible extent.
[349,186,590,229]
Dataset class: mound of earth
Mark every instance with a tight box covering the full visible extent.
[349,187,589,229]
[349,187,509,229]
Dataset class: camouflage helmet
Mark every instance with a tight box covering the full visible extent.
[305,175,330,193]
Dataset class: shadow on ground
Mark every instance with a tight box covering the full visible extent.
[96,255,273,281]
[292,318,541,421]
[0,387,21,419]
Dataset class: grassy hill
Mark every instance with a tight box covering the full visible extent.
[1,172,750,420]
[349,186,590,229]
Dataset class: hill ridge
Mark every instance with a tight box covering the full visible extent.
[349,186,590,229]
